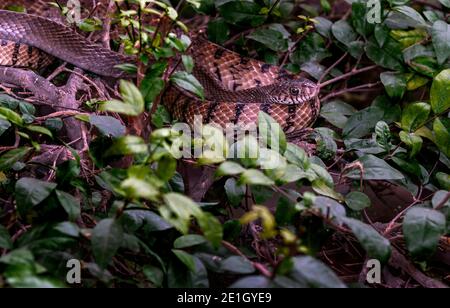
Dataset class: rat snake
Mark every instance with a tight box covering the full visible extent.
[0,0,320,133]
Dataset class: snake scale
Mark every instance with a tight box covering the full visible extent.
[0,0,320,134]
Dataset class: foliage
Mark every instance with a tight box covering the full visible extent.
[0,0,449,288]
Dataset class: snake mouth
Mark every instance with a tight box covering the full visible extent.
[297,80,320,104]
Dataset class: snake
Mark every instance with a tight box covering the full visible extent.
[0,0,320,134]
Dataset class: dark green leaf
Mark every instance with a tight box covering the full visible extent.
[433,117,450,157]
[89,115,126,138]
[172,249,196,272]
[0,147,31,171]
[247,28,289,52]
[174,235,207,249]
[225,178,245,207]
[380,72,407,99]
[401,102,431,132]
[290,256,346,288]
[92,218,124,268]
[207,18,230,44]
[430,69,450,114]
[171,71,204,100]
[221,256,255,274]
[403,207,446,258]
[343,217,391,263]
[345,191,371,211]
[345,155,405,180]
[0,225,12,249]
[431,21,450,65]
[218,1,266,27]
[15,178,57,216]
[55,190,80,222]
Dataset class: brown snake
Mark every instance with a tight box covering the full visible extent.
[0,0,320,134]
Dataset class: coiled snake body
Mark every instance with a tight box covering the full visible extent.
[0,0,320,133]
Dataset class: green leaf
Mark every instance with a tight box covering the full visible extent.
[312,180,343,201]
[436,172,450,190]
[171,71,204,100]
[120,177,159,201]
[343,217,391,263]
[55,190,80,222]
[345,191,371,211]
[225,178,245,207]
[351,1,374,36]
[161,193,203,234]
[393,5,427,27]
[290,256,346,288]
[438,0,450,8]
[239,169,275,186]
[26,125,53,138]
[143,265,164,287]
[345,154,405,180]
[221,256,255,274]
[89,115,126,138]
[100,80,144,116]
[15,178,57,216]
[431,21,450,65]
[313,196,347,223]
[284,143,309,169]
[375,121,392,152]
[105,136,148,156]
[0,225,12,249]
[366,40,403,71]
[401,102,431,132]
[391,29,428,49]
[380,72,407,99]
[290,33,331,64]
[91,218,124,268]
[197,212,223,248]
[0,147,31,171]
[181,55,194,74]
[430,69,450,114]
[0,118,11,136]
[332,20,357,46]
[403,207,446,258]
[315,17,333,38]
[399,131,423,158]
[258,112,287,154]
[207,18,230,44]
[0,107,23,126]
[216,161,246,177]
[343,106,384,139]
[174,235,207,249]
[172,249,196,272]
[218,1,266,27]
[247,28,289,52]
[229,276,271,288]
[433,117,450,157]
[320,100,356,129]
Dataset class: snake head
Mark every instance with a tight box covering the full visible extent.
[271,78,318,105]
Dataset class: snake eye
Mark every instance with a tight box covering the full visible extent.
[290,87,300,96]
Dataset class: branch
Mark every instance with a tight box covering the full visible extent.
[319,65,378,89]
[322,82,382,101]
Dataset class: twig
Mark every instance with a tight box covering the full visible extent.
[322,82,381,101]
[319,65,378,88]
[222,240,273,278]
[318,52,348,85]
[35,110,89,122]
